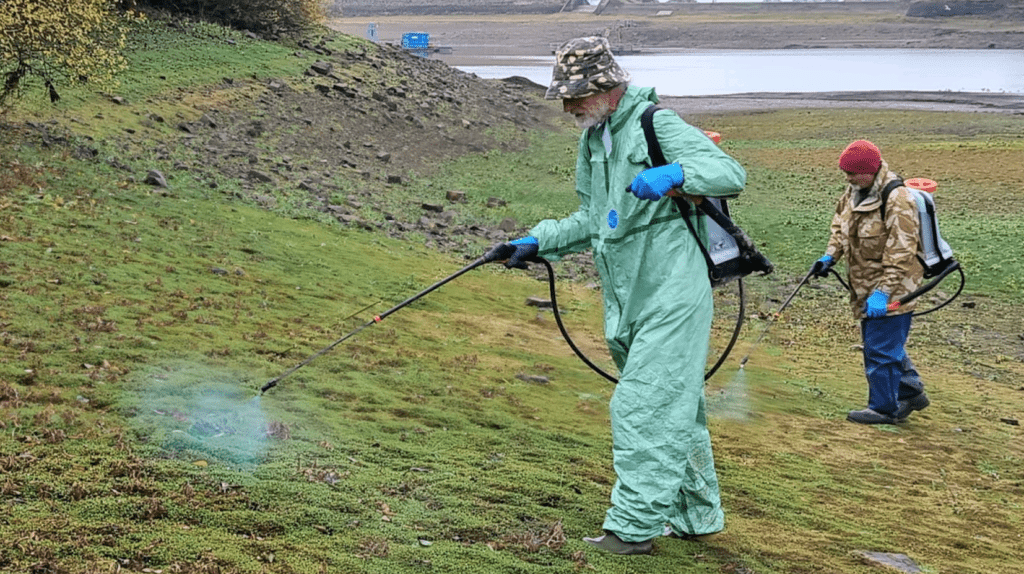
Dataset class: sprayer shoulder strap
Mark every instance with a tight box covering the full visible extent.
[639,105,718,277]
[641,104,669,168]
[878,178,905,223]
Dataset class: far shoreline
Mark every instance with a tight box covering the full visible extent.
[660,90,1024,115]
[329,12,1024,114]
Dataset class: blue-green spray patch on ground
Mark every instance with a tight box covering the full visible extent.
[123,361,271,467]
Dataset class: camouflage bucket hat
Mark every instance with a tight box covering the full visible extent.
[545,36,631,100]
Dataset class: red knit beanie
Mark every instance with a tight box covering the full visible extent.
[839,140,882,174]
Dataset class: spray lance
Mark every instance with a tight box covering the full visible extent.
[737,269,814,369]
[260,254,497,394]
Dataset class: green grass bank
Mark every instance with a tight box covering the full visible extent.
[2,15,1023,574]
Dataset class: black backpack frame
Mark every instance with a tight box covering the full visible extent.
[639,105,772,287]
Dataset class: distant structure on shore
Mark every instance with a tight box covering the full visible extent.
[334,0,1016,17]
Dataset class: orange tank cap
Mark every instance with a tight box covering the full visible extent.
[905,177,938,193]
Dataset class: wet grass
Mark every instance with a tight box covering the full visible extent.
[2,18,1023,574]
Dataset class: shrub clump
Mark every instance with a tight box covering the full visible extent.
[137,0,328,35]
[0,0,137,108]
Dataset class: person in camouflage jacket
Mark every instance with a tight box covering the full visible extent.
[809,140,931,425]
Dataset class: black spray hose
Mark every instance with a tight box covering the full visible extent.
[826,260,964,318]
[536,257,745,383]
[260,256,491,394]
[708,279,746,380]
[536,258,618,384]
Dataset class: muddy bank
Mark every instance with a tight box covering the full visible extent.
[328,10,1024,115]
[331,2,1024,53]
[661,90,1024,115]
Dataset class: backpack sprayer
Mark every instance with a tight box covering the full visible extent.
[878,177,964,314]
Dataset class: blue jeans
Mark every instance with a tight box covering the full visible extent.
[861,314,922,415]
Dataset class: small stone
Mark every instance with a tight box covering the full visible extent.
[515,373,550,385]
[853,551,922,574]
[143,169,169,188]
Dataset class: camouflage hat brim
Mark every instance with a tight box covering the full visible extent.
[545,36,631,100]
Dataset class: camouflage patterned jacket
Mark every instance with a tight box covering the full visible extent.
[825,161,924,318]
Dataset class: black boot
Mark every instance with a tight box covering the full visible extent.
[847,408,903,425]
[582,531,653,555]
[894,393,930,419]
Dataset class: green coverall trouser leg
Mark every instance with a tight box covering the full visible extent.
[601,300,724,542]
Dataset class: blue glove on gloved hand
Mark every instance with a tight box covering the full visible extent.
[810,254,834,278]
[484,236,539,269]
[865,289,889,318]
[628,163,684,201]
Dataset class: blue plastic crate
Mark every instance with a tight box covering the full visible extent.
[401,32,429,50]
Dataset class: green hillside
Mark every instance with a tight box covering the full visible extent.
[2,15,1023,574]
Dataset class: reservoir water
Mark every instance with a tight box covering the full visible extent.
[456,49,1024,96]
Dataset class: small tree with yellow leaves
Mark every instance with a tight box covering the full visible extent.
[0,0,137,109]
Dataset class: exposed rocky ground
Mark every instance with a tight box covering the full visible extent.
[17,5,1024,271]
[58,38,567,256]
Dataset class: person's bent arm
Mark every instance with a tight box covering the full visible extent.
[653,110,746,198]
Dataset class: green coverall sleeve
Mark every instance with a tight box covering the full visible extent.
[652,111,746,197]
[529,135,594,259]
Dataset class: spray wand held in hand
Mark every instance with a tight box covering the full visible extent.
[260,256,491,394]
[738,258,964,370]
[738,269,814,369]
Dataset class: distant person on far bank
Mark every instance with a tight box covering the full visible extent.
[484,36,747,554]
[809,139,931,425]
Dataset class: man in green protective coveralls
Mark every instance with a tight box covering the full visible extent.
[486,37,747,554]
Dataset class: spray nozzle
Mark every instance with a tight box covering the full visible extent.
[260,378,280,394]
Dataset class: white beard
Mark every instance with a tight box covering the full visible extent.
[574,98,613,130]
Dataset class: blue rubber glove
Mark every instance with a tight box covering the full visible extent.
[484,236,539,269]
[810,254,834,278]
[628,163,684,201]
[865,289,889,318]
